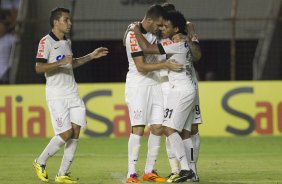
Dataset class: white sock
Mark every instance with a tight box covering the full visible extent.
[144,133,161,173]
[167,132,190,171]
[127,133,141,178]
[58,139,78,176]
[191,133,200,163]
[37,135,66,165]
[166,137,179,174]
[183,138,196,173]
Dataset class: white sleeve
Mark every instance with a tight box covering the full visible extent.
[125,31,143,58]
[36,37,51,60]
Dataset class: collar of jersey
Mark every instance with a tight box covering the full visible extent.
[49,31,67,41]
[140,24,147,34]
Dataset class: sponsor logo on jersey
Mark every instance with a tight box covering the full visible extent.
[56,55,65,61]
[37,38,46,58]
[162,40,173,46]
[129,33,138,52]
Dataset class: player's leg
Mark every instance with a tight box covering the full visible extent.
[181,130,196,176]
[191,124,200,163]
[165,137,180,182]
[143,85,166,182]
[56,98,86,183]
[181,108,196,176]
[56,124,80,183]
[33,99,73,182]
[163,88,196,182]
[143,124,166,182]
[126,86,148,183]
[164,86,196,182]
[127,125,144,183]
[161,80,180,178]
[191,94,202,182]
[190,124,200,182]
[192,103,201,165]
[161,81,180,180]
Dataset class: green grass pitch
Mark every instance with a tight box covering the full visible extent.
[0,136,281,184]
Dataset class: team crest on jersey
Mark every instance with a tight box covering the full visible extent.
[56,117,63,127]
[184,42,189,48]
[133,110,142,120]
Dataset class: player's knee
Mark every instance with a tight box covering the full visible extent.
[191,124,199,135]
[131,125,145,136]
[71,123,81,139]
[150,124,163,136]
[59,128,74,141]
[163,126,176,137]
[180,129,191,139]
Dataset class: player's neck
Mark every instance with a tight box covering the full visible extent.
[51,28,65,40]
[140,21,149,33]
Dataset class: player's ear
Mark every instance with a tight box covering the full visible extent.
[53,19,59,27]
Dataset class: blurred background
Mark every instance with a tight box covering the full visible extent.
[1,2,281,183]
[1,0,282,85]
[1,0,282,138]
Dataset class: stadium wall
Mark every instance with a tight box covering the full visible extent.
[1,82,282,138]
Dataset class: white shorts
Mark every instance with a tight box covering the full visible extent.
[192,91,202,125]
[125,84,164,126]
[162,80,202,127]
[47,97,86,135]
[163,85,196,132]
[160,78,170,108]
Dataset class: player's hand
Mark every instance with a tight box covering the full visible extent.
[187,21,199,41]
[174,33,189,43]
[128,22,141,32]
[90,47,109,59]
[166,59,183,71]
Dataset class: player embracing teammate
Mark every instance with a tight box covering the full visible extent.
[125,3,203,183]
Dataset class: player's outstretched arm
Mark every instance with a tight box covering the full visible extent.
[130,23,160,54]
[186,21,202,61]
[35,55,73,74]
[72,47,109,68]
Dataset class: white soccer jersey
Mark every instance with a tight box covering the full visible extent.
[36,32,79,100]
[158,39,195,88]
[125,29,159,87]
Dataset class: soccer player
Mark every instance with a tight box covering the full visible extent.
[124,4,183,183]
[166,22,202,183]
[33,7,108,183]
[160,3,203,182]
[129,10,197,182]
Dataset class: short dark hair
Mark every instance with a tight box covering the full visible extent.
[145,4,166,20]
[161,3,176,12]
[165,11,187,35]
[50,7,70,28]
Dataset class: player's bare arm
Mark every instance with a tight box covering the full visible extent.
[35,55,73,74]
[72,47,109,68]
[133,56,182,73]
[186,21,202,61]
[130,23,160,54]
